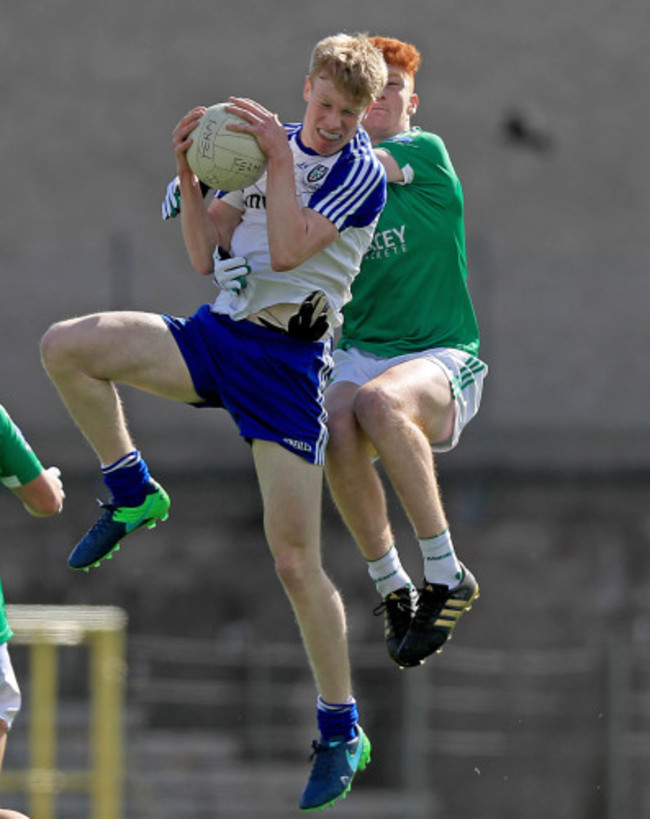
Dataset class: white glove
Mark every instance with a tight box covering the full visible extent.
[161,176,211,220]
[161,176,181,220]
[45,466,65,497]
[213,247,251,294]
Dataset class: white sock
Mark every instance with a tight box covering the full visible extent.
[419,529,462,588]
[367,546,413,598]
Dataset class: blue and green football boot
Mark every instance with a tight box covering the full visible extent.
[299,725,371,811]
[68,481,170,571]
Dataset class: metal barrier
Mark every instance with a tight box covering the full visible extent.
[0,605,127,819]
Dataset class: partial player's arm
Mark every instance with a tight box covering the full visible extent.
[0,406,64,516]
[374,147,406,183]
[12,467,64,517]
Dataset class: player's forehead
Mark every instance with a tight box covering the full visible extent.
[311,74,367,114]
[385,64,412,89]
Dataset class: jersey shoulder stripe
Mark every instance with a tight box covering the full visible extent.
[284,122,302,139]
[305,132,386,230]
[321,151,385,227]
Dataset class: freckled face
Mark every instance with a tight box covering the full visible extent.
[301,75,369,156]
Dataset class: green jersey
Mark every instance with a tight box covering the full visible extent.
[0,404,43,489]
[0,580,10,644]
[339,128,480,357]
[1,404,45,644]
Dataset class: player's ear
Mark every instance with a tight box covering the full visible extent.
[407,93,419,116]
[303,76,312,103]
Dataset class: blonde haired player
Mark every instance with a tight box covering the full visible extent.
[42,33,386,811]
[168,37,489,669]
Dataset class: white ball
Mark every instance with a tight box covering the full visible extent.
[186,103,267,191]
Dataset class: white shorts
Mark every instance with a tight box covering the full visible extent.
[0,643,21,731]
[330,346,488,453]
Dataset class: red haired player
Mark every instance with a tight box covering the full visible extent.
[326,36,488,668]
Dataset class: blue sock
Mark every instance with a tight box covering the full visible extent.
[101,451,152,507]
[317,697,358,742]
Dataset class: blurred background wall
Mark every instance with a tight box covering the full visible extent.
[1,1,649,817]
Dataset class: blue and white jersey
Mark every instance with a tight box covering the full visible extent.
[211,123,387,327]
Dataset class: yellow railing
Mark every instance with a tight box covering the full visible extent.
[0,605,127,819]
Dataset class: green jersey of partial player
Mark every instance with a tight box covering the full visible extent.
[0,404,45,643]
[0,405,43,490]
[0,580,11,645]
[339,127,480,358]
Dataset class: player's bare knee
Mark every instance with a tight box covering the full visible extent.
[325,407,356,456]
[41,318,95,379]
[353,383,401,437]
[40,321,73,374]
[273,548,311,593]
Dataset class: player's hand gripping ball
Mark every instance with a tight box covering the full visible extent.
[186,103,267,191]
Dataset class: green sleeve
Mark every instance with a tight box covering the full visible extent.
[0,577,12,643]
[0,404,44,488]
[380,130,458,206]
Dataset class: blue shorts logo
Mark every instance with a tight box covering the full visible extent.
[283,438,313,453]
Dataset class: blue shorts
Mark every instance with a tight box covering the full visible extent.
[163,304,332,465]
